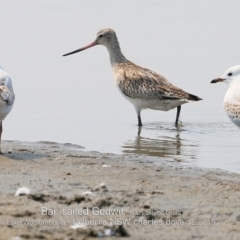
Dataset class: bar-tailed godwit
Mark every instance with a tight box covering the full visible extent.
[211,65,240,128]
[0,66,15,153]
[63,28,202,127]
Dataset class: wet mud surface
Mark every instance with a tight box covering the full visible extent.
[0,140,240,240]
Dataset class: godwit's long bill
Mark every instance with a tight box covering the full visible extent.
[0,66,15,153]
[211,65,240,128]
[63,28,202,127]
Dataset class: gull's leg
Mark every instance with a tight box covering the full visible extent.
[175,106,181,126]
[0,121,2,154]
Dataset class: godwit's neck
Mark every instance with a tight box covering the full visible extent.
[106,39,128,66]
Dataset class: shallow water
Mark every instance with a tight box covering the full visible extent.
[1,1,240,173]
[122,121,240,173]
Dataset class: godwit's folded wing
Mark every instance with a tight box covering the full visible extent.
[116,62,201,101]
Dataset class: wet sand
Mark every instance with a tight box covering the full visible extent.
[0,140,240,240]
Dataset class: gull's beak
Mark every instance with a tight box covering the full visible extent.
[211,78,225,84]
[63,40,97,57]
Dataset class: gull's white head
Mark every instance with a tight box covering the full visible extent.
[211,65,240,85]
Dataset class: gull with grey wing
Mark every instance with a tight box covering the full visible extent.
[0,66,15,153]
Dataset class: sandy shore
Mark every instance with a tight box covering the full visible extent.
[0,140,240,240]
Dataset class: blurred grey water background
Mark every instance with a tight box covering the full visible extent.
[1,1,240,172]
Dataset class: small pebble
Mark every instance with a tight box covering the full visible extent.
[82,191,95,196]
[70,222,87,230]
[100,183,106,188]
[102,164,111,168]
[15,187,30,196]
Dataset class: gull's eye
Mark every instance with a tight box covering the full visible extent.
[99,34,103,38]
[228,73,232,76]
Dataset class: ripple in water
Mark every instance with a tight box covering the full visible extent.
[121,121,240,173]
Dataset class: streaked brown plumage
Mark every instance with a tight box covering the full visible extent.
[114,61,200,101]
[63,28,202,126]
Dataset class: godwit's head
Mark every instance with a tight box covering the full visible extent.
[63,28,119,56]
[211,65,240,86]
[96,28,119,47]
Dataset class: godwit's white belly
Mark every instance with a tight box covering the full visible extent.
[116,85,187,111]
[126,96,187,111]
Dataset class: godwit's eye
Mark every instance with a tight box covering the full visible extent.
[228,73,232,76]
[99,34,103,38]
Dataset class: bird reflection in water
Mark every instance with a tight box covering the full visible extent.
[122,126,198,162]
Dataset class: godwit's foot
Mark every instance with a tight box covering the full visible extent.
[137,127,142,136]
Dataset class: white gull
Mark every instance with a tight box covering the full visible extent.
[0,66,15,153]
[211,65,240,128]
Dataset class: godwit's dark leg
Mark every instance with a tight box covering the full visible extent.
[138,115,143,127]
[135,108,143,127]
[0,121,2,154]
[175,106,181,126]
